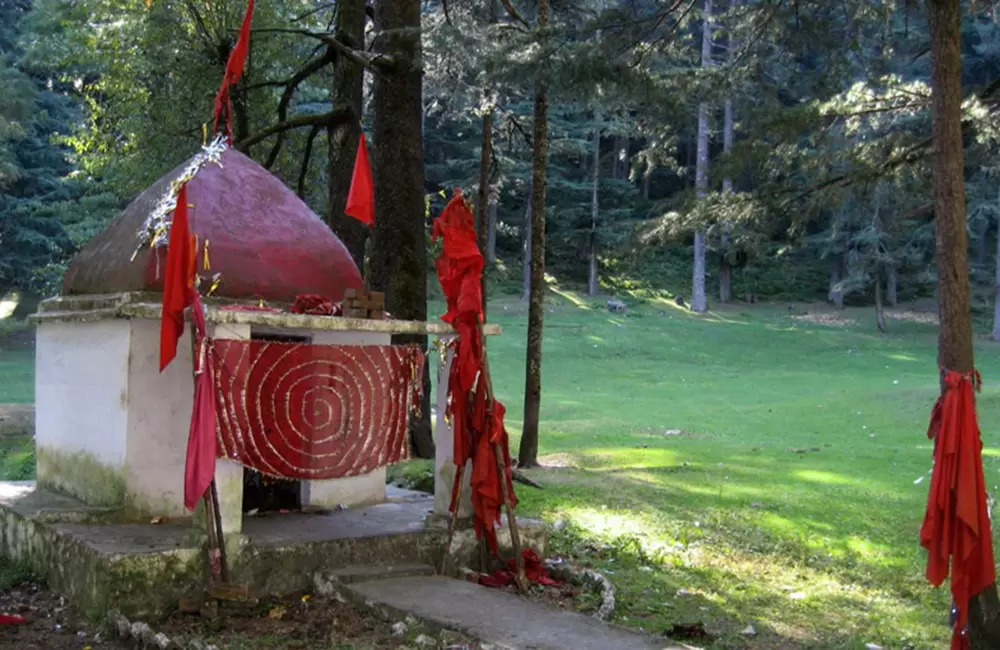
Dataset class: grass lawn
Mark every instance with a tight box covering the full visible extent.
[2,296,995,648]
[0,348,32,403]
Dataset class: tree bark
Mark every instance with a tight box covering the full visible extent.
[326,0,368,270]
[487,193,498,263]
[519,0,550,469]
[875,267,887,333]
[614,134,628,179]
[926,2,1000,646]
[371,0,433,458]
[588,105,601,297]
[888,265,899,307]
[829,256,845,309]
[477,106,494,319]
[522,180,533,302]
[720,97,734,304]
[691,0,712,314]
[994,206,1000,341]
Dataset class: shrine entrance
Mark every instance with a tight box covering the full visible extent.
[241,331,310,514]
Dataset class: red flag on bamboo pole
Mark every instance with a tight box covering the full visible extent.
[345,133,375,226]
[214,0,256,140]
[159,183,196,372]
[184,293,217,510]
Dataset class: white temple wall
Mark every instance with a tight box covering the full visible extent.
[34,320,131,506]
[123,318,195,516]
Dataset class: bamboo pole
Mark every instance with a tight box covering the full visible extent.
[439,462,466,574]
[477,319,529,593]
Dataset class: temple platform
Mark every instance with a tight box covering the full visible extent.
[0,481,545,621]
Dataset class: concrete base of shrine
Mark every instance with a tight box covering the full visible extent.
[0,481,547,622]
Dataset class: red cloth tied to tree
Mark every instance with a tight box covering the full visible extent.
[433,192,516,554]
[920,369,996,650]
[214,0,255,140]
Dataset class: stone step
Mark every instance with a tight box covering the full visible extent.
[347,575,687,650]
[321,563,436,584]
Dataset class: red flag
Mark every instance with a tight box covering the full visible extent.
[184,293,217,510]
[160,183,195,372]
[920,370,996,650]
[214,0,256,140]
[345,133,375,226]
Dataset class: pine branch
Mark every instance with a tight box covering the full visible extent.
[235,109,352,152]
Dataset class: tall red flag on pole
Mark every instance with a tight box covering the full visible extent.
[214,0,256,140]
[159,183,196,372]
[345,133,375,226]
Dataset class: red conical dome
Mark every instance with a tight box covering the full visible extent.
[63,147,363,304]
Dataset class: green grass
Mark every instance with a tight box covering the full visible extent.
[0,348,33,403]
[433,294,996,649]
[0,434,34,480]
[2,295,992,648]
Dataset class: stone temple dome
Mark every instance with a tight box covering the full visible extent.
[63,147,363,304]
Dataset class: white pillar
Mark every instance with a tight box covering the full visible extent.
[434,338,473,517]
[211,323,250,534]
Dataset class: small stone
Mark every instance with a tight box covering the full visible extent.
[153,632,172,649]
[130,621,154,645]
[414,634,436,647]
[187,641,208,650]
[789,592,807,600]
[440,629,470,646]
[865,644,883,650]
[676,588,693,597]
[741,625,757,637]
[391,621,408,637]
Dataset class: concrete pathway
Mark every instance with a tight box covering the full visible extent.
[348,575,689,650]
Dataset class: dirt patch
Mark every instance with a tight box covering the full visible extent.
[0,580,124,649]
[886,309,939,325]
[536,453,578,469]
[155,591,487,649]
[790,313,857,328]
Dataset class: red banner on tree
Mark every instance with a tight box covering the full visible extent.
[212,341,424,479]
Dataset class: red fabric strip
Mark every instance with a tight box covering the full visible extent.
[345,133,375,226]
[214,0,256,140]
[159,183,194,372]
[920,369,995,650]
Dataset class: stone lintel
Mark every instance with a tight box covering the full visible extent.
[30,292,502,337]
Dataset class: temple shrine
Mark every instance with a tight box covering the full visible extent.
[29,143,489,535]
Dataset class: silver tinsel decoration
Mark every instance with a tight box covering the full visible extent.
[132,135,229,260]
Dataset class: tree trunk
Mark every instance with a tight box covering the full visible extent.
[888,265,899,307]
[522,180,533,302]
[829,256,845,309]
[994,207,1000,341]
[976,217,989,268]
[926,1,1000,646]
[875,267,887,333]
[326,0,368,270]
[519,0,550,469]
[614,135,628,179]
[371,0,433,458]
[691,0,712,314]
[487,193,498,263]
[477,106,494,319]
[720,97,734,304]
[588,105,601,297]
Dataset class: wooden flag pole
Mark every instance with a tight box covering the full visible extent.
[439,462,466,574]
